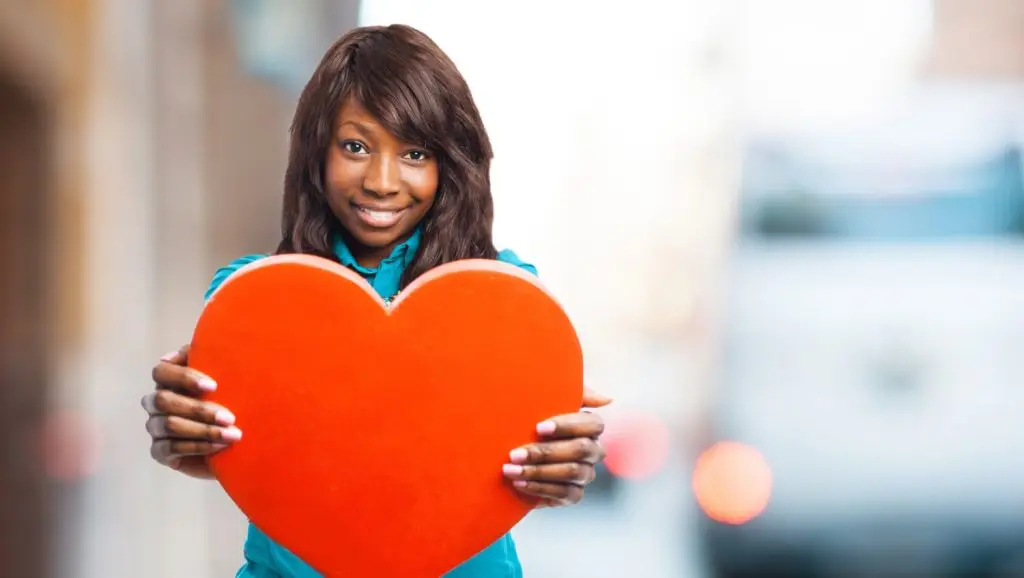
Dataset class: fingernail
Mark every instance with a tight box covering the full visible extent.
[509,448,528,463]
[513,480,527,488]
[160,351,178,361]
[536,421,557,435]
[212,443,229,451]
[196,375,217,392]
[503,464,524,477]
[213,409,236,426]
[221,426,243,442]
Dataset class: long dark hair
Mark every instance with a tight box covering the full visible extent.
[277,24,497,287]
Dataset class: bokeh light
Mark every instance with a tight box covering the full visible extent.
[692,441,772,525]
[39,411,102,482]
[602,412,672,481]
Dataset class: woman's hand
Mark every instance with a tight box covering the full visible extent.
[140,345,242,479]
[503,388,612,507]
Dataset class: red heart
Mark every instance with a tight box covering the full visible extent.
[188,255,583,577]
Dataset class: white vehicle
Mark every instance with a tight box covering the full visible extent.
[696,84,1024,578]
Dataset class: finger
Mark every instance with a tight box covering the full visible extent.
[151,357,216,397]
[150,439,229,465]
[582,387,613,409]
[534,497,576,509]
[535,411,605,440]
[158,344,191,365]
[512,480,584,504]
[503,462,595,486]
[140,392,158,414]
[169,456,217,479]
[146,414,242,443]
[143,390,236,427]
[509,437,605,466]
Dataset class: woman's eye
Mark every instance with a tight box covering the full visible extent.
[342,141,366,154]
[405,150,429,161]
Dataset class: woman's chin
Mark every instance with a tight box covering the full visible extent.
[346,227,413,255]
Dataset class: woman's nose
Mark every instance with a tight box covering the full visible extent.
[363,154,401,197]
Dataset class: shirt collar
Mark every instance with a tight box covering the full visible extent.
[332,226,422,275]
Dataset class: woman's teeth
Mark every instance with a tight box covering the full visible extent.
[356,207,404,227]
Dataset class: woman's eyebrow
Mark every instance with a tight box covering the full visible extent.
[337,120,374,135]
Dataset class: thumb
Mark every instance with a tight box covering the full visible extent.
[159,343,191,365]
[582,387,613,409]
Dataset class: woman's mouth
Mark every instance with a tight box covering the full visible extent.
[353,205,407,228]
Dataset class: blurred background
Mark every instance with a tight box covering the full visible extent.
[2,0,1023,576]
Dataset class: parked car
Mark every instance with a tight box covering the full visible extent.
[695,84,1024,578]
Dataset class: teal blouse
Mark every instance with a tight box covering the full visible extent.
[203,229,536,578]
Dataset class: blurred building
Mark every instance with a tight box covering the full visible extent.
[1,3,80,576]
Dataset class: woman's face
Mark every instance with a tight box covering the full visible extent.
[325,98,438,266]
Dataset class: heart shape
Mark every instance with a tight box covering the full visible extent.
[188,255,583,577]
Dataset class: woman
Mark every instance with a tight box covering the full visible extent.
[142,24,609,577]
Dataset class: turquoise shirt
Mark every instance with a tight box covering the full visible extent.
[204,229,537,578]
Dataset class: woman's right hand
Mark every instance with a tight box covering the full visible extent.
[141,345,242,479]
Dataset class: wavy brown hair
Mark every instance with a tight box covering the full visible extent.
[276,24,497,288]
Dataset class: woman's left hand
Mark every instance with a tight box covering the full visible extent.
[503,388,613,507]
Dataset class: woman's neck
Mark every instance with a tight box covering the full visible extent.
[354,251,386,269]
[346,241,389,269]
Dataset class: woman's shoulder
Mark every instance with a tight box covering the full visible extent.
[496,249,538,277]
[204,253,271,300]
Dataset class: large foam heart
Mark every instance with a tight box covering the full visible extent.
[188,255,583,577]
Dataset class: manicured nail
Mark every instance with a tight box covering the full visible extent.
[213,409,236,426]
[536,421,557,435]
[513,480,527,488]
[212,443,229,451]
[503,464,524,477]
[160,351,178,361]
[194,374,217,392]
[509,448,528,464]
[221,426,243,442]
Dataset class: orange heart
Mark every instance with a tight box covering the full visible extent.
[188,255,583,577]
